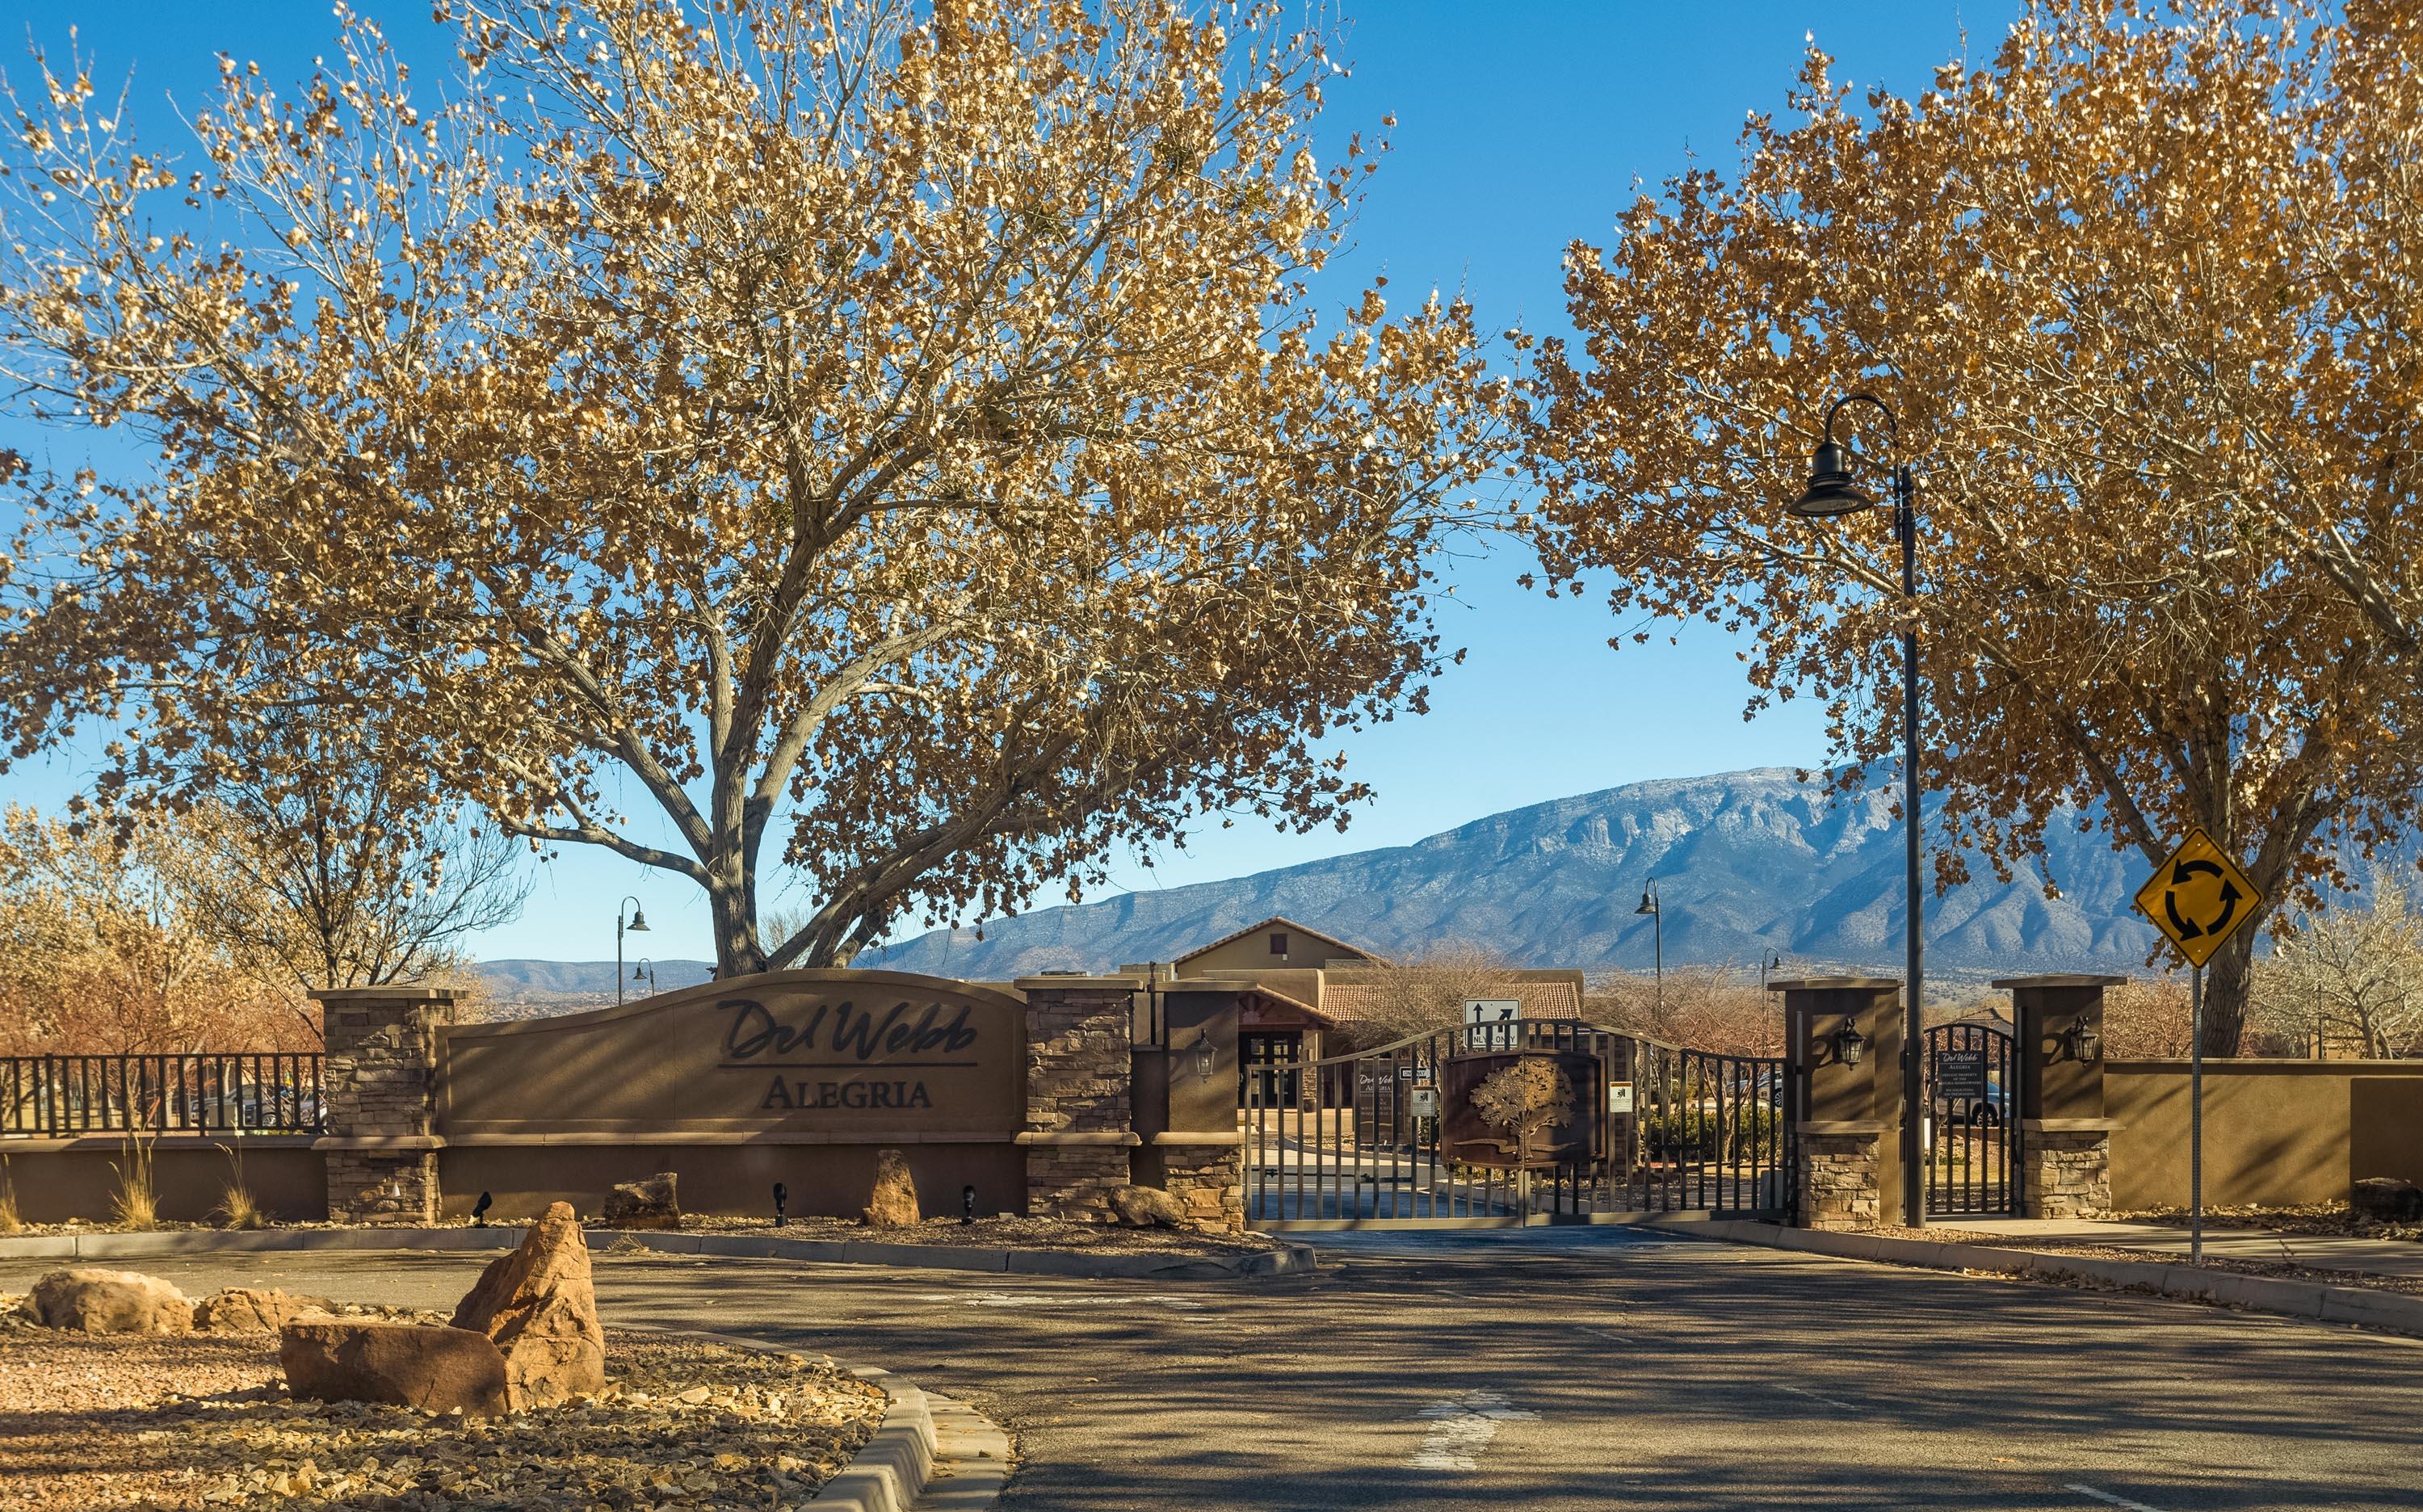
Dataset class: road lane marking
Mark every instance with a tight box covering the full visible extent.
[2065,1484,2167,1512]
[1774,1383,1862,1411]
[1405,1389,1538,1471]
[915,1292,1207,1309]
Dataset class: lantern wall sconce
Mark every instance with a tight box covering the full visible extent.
[1831,1014,1868,1069]
[2061,1018,2102,1064]
[1191,1027,1218,1082]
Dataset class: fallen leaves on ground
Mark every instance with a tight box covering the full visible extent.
[0,1333,886,1511]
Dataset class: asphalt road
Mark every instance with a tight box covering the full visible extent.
[7,1228,2414,1511]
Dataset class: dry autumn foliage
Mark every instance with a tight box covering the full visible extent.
[0,1,1511,976]
[1525,0,2423,1054]
[0,805,317,1056]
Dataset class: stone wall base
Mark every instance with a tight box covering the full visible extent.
[1157,1144,1245,1234]
[325,1149,439,1225]
[2023,1130,2111,1220]
[1027,1145,1128,1221]
[1799,1132,1884,1231]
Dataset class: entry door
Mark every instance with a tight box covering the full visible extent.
[1240,1032,1303,1107]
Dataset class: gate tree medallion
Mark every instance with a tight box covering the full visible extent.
[1442,1051,1601,1169]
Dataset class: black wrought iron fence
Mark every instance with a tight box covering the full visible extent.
[0,1054,325,1136]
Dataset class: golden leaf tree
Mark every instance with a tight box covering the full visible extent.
[0,2,1509,974]
[1523,0,2423,1052]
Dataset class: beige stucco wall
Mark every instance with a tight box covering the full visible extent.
[1178,929,1367,976]
[2107,1060,2423,1209]
[0,1136,325,1224]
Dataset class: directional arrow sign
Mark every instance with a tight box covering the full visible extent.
[2134,828,2265,968]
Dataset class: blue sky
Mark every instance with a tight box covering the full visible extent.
[0,1,2020,962]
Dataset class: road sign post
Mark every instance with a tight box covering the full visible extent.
[2190,967,2203,1263]
[2133,827,2261,1269]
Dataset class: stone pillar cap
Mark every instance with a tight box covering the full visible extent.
[1766,976,1900,993]
[1991,973,2128,989]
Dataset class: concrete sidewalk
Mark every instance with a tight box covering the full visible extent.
[1955,1217,2423,1279]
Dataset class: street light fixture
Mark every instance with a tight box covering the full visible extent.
[1787,391,1925,1228]
[632,958,657,998]
[616,897,649,1006]
[1636,880,1664,1018]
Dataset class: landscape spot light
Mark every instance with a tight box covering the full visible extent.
[962,1185,976,1224]
[1832,1015,1868,1069]
[772,1182,787,1227]
[2062,1018,2102,1065]
[471,1191,493,1228]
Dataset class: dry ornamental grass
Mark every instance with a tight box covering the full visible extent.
[0,1317,887,1512]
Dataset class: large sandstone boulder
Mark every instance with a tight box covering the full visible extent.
[602,1171,682,1230]
[2353,1177,2423,1222]
[862,1149,921,1228]
[450,1201,605,1410]
[280,1321,510,1417]
[31,1268,192,1334]
[197,1287,334,1334]
[1107,1184,1189,1229]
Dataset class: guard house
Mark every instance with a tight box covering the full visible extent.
[1121,916,1587,1100]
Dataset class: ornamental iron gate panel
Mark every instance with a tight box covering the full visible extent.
[1242,1023,1797,1228]
[1925,1021,2020,1216]
[1626,1038,1796,1216]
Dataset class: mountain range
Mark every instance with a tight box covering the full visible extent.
[472,765,2416,995]
[862,766,2169,980]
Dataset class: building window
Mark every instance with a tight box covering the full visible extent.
[1269,931,1289,958]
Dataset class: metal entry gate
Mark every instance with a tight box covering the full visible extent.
[1925,1022,2020,1216]
[1243,1023,1797,1227]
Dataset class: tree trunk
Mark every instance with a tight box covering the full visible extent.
[707,878,766,979]
[2201,924,2258,1057]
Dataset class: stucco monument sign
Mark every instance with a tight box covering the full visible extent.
[439,972,1028,1142]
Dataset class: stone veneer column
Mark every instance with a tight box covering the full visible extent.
[313,986,456,1225]
[2001,973,2123,1220]
[1771,976,1906,1231]
[1016,976,1143,1221]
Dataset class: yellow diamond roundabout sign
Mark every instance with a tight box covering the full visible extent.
[2134,827,2264,969]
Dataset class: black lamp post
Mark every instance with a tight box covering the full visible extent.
[1635,880,1664,1018]
[632,958,657,998]
[616,897,649,1006]
[1787,392,1925,1228]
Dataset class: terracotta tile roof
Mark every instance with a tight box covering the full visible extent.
[1319,978,1583,1023]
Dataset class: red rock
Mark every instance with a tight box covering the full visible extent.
[31,1268,192,1334]
[1107,1184,1189,1228]
[862,1149,922,1228]
[450,1200,605,1410]
[603,1171,682,1230]
[196,1287,334,1333]
[280,1320,510,1416]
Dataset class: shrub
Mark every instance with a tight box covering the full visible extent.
[0,1156,20,1236]
[213,1141,262,1230]
[109,1136,158,1229]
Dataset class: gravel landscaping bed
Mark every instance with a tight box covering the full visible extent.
[1871,1224,2423,1299]
[603,1213,1280,1254]
[2106,1201,2423,1245]
[0,1324,886,1511]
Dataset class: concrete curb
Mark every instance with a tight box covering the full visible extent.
[1648,1216,2423,1337]
[636,1325,1010,1512]
[0,1226,1317,1280]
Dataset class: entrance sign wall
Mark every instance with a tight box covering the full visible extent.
[304,972,1241,1231]
[439,973,1028,1140]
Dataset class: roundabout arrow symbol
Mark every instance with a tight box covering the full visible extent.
[2161,859,2243,943]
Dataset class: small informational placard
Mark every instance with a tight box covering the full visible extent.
[1409,1086,1441,1119]
[1936,1048,1987,1102]
[1463,998,1522,1052]
[1608,1082,1635,1115]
